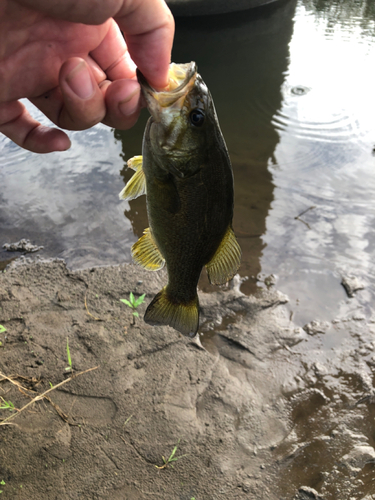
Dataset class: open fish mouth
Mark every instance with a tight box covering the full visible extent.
[137,62,198,115]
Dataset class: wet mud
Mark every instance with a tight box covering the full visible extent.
[1,259,374,499]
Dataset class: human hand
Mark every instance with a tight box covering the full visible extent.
[0,0,174,153]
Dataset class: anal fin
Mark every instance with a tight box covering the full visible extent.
[119,156,146,201]
[131,228,165,271]
[206,226,241,285]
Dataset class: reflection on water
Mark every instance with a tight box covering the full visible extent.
[262,0,375,325]
[305,0,375,36]
[0,123,134,269]
[1,0,375,328]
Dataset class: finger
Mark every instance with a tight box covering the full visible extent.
[30,56,107,128]
[85,55,108,85]
[90,21,137,82]
[31,57,142,131]
[101,79,141,129]
[15,0,122,25]
[31,57,106,130]
[115,0,175,90]
[17,0,174,90]
[0,101,71,153]
[58,57,108,130]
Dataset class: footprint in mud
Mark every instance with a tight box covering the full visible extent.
[101,485,142,500]
[51,390,117,426]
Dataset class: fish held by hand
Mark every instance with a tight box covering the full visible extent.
[120,62,241,337]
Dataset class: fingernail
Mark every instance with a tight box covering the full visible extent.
[118,88,140,116]
[66,61,94,99]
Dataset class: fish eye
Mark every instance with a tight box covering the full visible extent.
[189,109,205,127]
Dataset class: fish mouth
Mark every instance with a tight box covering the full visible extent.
[137,62,197,117]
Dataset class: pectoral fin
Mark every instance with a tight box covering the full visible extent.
[131,228,165,271]
[144,287,199,337]
[119,156,146,201]
[206,226,241,285]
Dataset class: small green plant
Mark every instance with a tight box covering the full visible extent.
[0,478,4,494]
[0,325,6,334]
[155,439,187,470]
[0,398,15,412]
[120,293,146,325]
[65,338,72,372]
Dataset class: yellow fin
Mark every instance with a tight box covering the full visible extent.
[119,156,146,201]
[127,156,143,171]
[131,228,165,271]
[206,226,241,285]
[144,287,199,337]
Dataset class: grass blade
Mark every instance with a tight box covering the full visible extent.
[66,338,72,368]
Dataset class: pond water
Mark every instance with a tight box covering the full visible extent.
[1,0,375,327]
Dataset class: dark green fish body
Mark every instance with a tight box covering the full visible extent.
[120,62,241,336]
[143,108,234,295]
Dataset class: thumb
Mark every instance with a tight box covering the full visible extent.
[30,58,107,131]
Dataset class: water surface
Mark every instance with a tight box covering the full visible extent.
[1,0,375,327]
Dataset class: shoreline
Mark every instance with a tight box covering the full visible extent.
[1,259,374,499]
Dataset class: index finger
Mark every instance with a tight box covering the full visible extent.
[114,0,174,90]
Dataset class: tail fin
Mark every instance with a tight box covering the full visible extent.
[144,287,199,337]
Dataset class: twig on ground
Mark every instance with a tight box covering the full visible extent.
[0,366,99,426]
[84,292,101,321]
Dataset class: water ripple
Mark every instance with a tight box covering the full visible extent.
[271,83,368,146]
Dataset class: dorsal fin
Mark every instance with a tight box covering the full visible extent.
[131,228,165,271]
[119,156,146,201]
[205,226,241,285]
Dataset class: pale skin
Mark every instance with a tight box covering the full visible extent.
[0,0,175,153]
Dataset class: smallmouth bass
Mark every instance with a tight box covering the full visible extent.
[120,62,241,336]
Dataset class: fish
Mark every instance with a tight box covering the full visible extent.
[119,62,241,337]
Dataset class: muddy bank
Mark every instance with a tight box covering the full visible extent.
[0,260,374,499]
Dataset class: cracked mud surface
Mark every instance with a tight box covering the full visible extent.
[1,260,375,499]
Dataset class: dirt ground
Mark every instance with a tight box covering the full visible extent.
[1,259,375,499]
